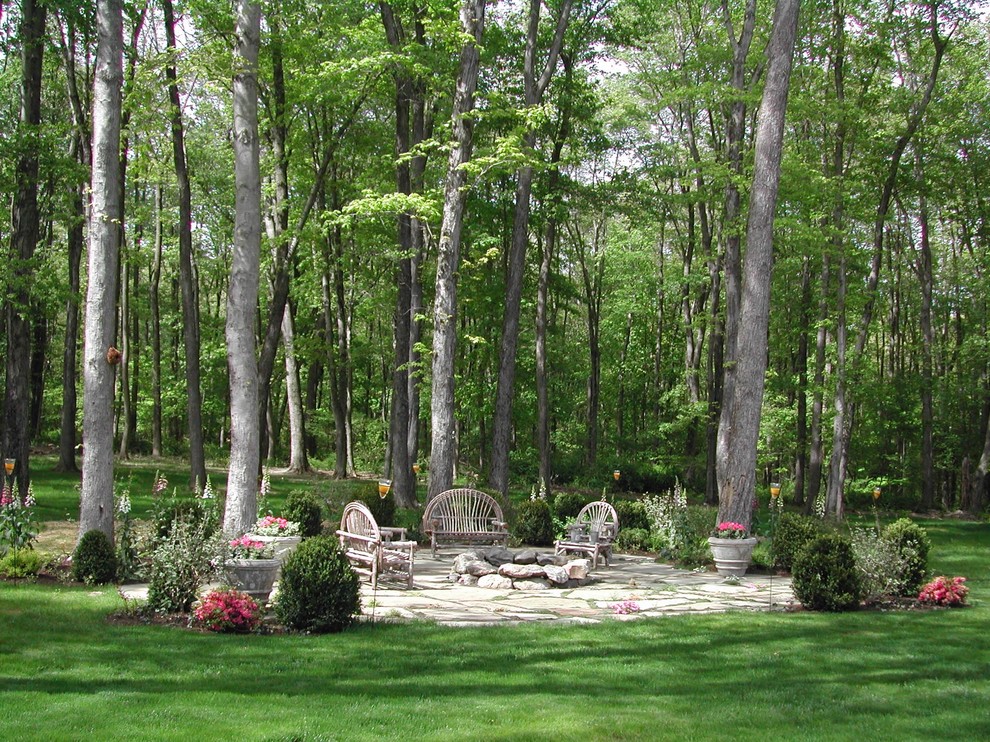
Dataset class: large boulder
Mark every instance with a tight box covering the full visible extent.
[513,549,539,565]
[514,578,551,591]
[477,574,514,590]
[543,565,570,585]
[499,562,546,579]
[483,547,516,567]
[565,559,591,580]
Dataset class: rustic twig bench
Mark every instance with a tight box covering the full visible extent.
[336,501,416,588]
[554,501,619,568]
[421,488,509,557]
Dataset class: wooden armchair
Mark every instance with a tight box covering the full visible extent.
[336,501,415,588]
[554,501,619,568]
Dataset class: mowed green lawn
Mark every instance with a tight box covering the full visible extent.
[2,461,988,740]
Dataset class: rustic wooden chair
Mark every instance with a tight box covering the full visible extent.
[421,488,509,557]
[336,501,415,588]
[554,501,620,568]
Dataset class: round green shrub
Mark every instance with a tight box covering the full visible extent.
[354,487,396,527]
[615,500,649,531]
[274,536,361,633]
[0,547,45,578]
[772,512,825,571]
[283,491,324,537]
[791,534,862,612]
[72,529,118,585]
[552,492,587,520]
[615,527,650,551]
[513,499,554,546]
[882,518,931,594]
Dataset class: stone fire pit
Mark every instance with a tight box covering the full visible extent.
[449,547,592,590]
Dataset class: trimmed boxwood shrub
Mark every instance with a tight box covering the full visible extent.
[882,518,931,594]
[72,529,118,585]
[0,547,45,578]
[615,500,649,532]
[792,533,862,612]
[552,492,587,521]
[772,512,825,572]
[274,536,360,633]
[513,499,554,547]
[615,527,650,551]
[353,487,396,527]
[283,491,324,537]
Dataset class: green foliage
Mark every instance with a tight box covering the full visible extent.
[614,499,649,531]
[274,536,360,633]
[849,527,913,602]
[146,519,222,613]
[352,487,396,527]
[0,486,39,556]
[513,499,554,546]
[772,512,825,571]
[282,491,324,538]
[552,492,587,520]
[0,547,44,578]
[792,534,862,612]
[614,527,650,551]
[153,497,217,541]
[882,518,931,594]
[72,530,118,585]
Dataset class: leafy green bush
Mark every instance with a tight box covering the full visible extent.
[274,536,360,633]
[615,527,650,551]
[0,547,44,578]
[850,527,913,601]
[792,534,862,612]
[147,519,221,613]
[353,487,396,527]
[772,512,824,572]
[72,530,118,585]
[513,499,554,546]
[615,500,649,531]
[154,498,216,541]
[882,518,931,594]
[552,492,587,521]
[283,491,324,537]
[0,487,39,556]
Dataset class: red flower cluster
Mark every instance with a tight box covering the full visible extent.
[194,589,262,633]
[918,576,969,607]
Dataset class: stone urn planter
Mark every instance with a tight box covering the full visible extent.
[224,558,281,601]
[247,534,301,561]
[708,537,758,577]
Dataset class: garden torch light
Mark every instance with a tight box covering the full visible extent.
[378,479,392,499]
[873,487,881,501]
[3,458,14,477]
[613,470,620,482]
[412,463,420,476]
[770,483,781,499]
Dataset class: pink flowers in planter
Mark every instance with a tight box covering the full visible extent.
[252,515,300,537]
[713,521,748,539]
[228,535,273,559]
[194,589,262,633]
[918,576,969,607]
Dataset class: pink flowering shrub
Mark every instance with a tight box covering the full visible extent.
[613,600,640,615]
[228,536,273,559]
[713,521,748,539]
[918,576,969,607]
[194,589,262,633]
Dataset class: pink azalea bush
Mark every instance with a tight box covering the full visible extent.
[228,536,273,559]
[194,589,262,633]
[918,576,969,607]
[713,521,748,539]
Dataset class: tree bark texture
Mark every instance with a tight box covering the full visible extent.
[224,0,262,536]
[80,0,123,541]
[716,0,799,529]
[428,0,486,500]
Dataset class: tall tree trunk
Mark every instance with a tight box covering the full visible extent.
[224,0,262,536]
[150,183,163,458]
[489,0,572,497]
[428,0,486,499]
[80,0,123,541]
[716,0,800,529]
[164,0,207,490]
[282,302,309,472]
[805,251,830,513]
[793,255,812,506]
[915,150,936,510]
[118,251,132,458]
[58,142,85,473]
[3,0,47,498]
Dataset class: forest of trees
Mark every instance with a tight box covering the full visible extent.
[2,0,989,537]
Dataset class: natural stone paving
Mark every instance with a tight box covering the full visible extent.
[360,552,795,625]
[119,551,796,626]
